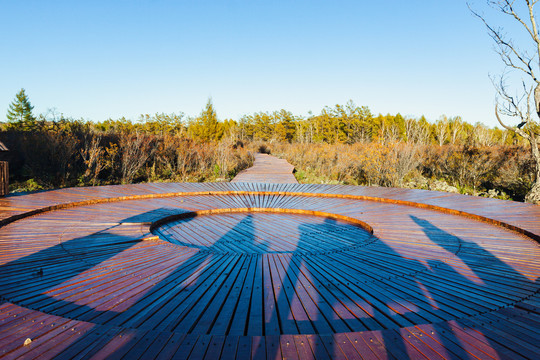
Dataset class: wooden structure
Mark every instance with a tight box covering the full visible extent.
[0,141,7,197]
[0,155,538,359]
[232,153,297,184]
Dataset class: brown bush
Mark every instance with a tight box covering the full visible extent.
[274,142,532,200]
[1,128,254,191]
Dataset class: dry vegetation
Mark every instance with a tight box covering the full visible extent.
[1,126,253,192]
[271,143,534,201]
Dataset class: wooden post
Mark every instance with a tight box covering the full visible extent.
[0,161,8,196]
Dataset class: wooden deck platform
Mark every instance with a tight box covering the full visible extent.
[0,157,539,359]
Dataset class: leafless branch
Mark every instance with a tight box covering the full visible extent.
[495,104,532,139]
[471,1,540,81]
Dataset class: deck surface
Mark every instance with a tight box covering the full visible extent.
[0,156,539,359]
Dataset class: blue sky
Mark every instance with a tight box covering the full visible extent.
[0,1,526,127]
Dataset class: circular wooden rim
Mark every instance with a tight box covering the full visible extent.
[149,207,374,234]
[1,190,537,242]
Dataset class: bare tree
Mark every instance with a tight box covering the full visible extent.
[405,117,431,144]
[80,134,104,186]
[380,121,401,144]
[119,132,155,184]
[435,116,449,146]
[404,118,416,143]
[391,143,422,187]
[448,116,464,144]
[471,0,540,203]
[473,122,495,146]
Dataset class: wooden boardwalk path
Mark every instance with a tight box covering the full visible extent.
[0,157,539,359]
[231,153,297,183]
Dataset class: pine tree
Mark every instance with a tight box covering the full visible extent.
[190,99,223,141]
[6,88,36,130]
[274,110,296,143]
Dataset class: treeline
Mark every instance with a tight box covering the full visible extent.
[1,97,533,200]
[92,100,522,147]
[235,101,519,146]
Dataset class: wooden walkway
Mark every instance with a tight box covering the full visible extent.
[0,158,538,359]
[231,153,297,184]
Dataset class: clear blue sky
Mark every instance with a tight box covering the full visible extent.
[0,1,524,127]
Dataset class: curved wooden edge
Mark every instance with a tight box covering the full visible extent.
[149,207,375,235]
[1,190,538,243]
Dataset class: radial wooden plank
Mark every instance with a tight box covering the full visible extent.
[0,155,539,359]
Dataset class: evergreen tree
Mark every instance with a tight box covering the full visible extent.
[6,88,36,130]
[274,110,296,143]
[201,99,221,140]
[189,99,223,141]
